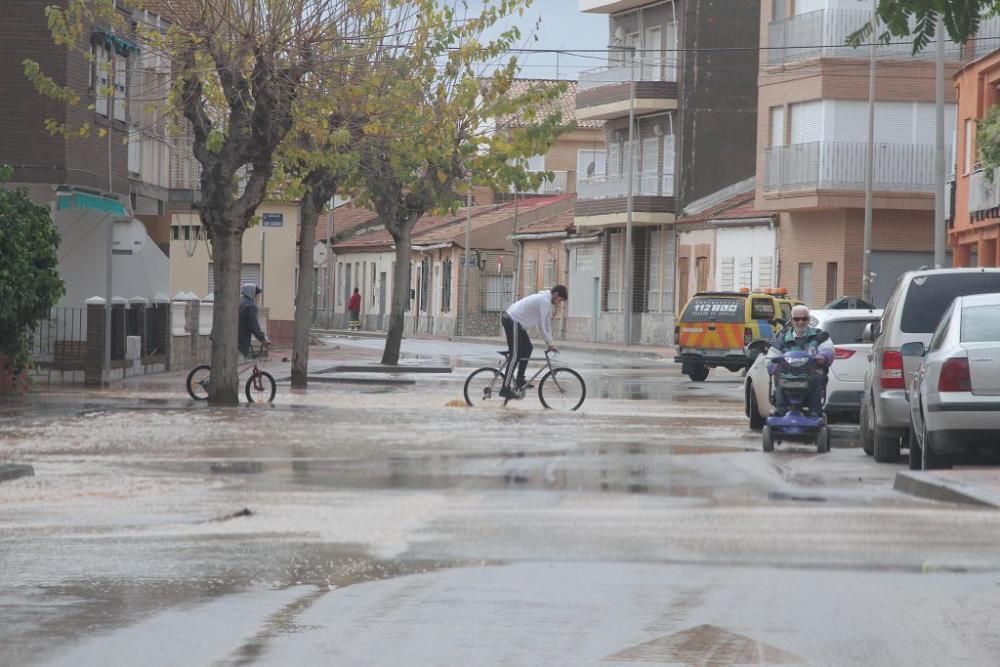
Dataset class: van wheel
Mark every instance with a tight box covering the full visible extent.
[873,424,901,463]
[859,400,874,457]
[747,384,765,430]
[687,365,709,382]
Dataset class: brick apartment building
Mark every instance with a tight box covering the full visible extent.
[756,1,999,306]
[572,0,760,344]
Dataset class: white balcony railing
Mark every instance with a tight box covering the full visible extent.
[577,172,674,200]
[578,57,677,91]
[763,141,941,193]
[969,168,1000,213]
[516,170,569,195]
[767,9,964,66]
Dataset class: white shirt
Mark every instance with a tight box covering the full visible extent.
[506,290,555,346]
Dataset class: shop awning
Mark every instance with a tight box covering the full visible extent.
[55,191,126,216]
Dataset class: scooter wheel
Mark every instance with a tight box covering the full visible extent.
[762,426,775,453]
[816,426,830,454]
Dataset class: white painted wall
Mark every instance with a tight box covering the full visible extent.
[715,225,778,292]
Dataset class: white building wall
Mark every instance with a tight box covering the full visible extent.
[714,225,778,292]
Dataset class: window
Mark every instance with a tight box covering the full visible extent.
[929,306,954,351]
[798,263,814,304]
[826,262,839,303]
[441,259,453,312]
[543,258,557,289]
[577,149,606,179]
[789,100,823,144]
[207,263,260,294]
[770,106,785,147]
[825,318,879,345]
[772,0,786,21]
[965,118,976,173]
[523,154,545,172]
[901,273,1000,333]
[343,262,352,304]
[677,257,690,309]
[961,304,1000,342]
[485,276,513,312]
[113,55,127,122]
[524,258,537,295]
[719,257,735,292]
[606,231,622,311]
[92,41,111,117]
[576,247,595,271]
[751,298,776,320]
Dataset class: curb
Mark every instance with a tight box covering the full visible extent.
[455,336,673,360]
[893,471,1000,508]
[0,464,35,484]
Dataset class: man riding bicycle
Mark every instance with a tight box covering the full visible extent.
[239,283,270,358]
[500,284,567,399]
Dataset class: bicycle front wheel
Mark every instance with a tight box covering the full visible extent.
[539,367,586,411]
[245,370,276,403]
[186,365,211,400]
[464,367,503,406]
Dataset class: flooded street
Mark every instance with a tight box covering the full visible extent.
[3,338,1000,665]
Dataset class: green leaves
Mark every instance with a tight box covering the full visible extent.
[848,0,998,53]
[0,171,66,372]
[978,104,1000,178]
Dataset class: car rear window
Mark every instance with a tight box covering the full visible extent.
[680,297,745,323]
[961,304,1000,343]
[901,273,1000,333]
[823,318,876,345]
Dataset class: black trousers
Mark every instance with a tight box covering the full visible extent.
[501,313,532,385]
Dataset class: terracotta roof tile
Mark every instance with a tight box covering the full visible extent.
[498,79,604,130]
[511,208,575,235]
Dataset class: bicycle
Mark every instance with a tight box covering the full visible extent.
[464,349,586,411]
[186,342,276,403]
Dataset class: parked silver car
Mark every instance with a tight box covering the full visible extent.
[904,293,1000,470]
[861,268,1000,463]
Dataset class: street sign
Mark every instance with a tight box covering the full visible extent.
[313,242,328,268]
[262,213,284,227]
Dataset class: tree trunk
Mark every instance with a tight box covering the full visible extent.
[291,195,320,388]
[381,224,412,365]
[207,225,244,405]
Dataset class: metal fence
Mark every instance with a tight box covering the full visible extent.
[969,169,1000,214]
[767,9,963,67]
[29,308,86,384]
[578,57,677,91]
[764,141,937,193]
[578,172,675,200]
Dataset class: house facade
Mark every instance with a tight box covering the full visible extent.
[952,47,1000,268]
[574,0,761,344]
[755,1,999,306]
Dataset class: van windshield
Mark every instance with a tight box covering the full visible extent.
[680,297,745,323]
[901,273,1000,333]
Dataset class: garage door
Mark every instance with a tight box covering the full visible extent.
[870,251,951,307]
[207,263,262,295]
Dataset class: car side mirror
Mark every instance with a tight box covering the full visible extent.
[861,323,874,344]
[900,341,926,357]
[744,340,769,363]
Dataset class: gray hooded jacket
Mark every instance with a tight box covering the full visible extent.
[239,284,267,355]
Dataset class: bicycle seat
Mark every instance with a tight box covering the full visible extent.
[497,350,511,357]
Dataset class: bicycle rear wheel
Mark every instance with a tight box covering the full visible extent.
[464,367,503,406]
[186,365,211,400]
[245,370,276,403]
[539,367,586,411]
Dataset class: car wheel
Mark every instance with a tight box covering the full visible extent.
[873,424,901,463]
[762,425,774,452]
[921,418,952,470]
[747,383,766,430]
[907,423,922,471]
[687,365,709,382]
[816,426,830,454]
[859,399,874,457]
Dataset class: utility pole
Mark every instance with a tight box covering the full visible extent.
[623,77,636,346]
[862,2,877,303]
[461,175,472,336]
[934,15,947,268]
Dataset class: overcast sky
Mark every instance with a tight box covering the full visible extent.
[466,0,609,80]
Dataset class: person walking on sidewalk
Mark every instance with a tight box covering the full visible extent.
[348,287,362,331]
[239,284,270,358]
[500,285,567,398]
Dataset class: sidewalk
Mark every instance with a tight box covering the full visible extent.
[894,469,1000,508]
[313,328,675,360]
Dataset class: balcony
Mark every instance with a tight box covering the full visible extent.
[970,169,1000,214]
[767,9,963,66]
[516,170,569,195]
[576,58,678,121]
[575,172,675,225]
[763,141,938,193]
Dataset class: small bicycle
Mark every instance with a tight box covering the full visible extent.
[186,342,276,403]
[464,349,586,411]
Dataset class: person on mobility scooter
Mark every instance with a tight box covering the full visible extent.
[762,305,836,453]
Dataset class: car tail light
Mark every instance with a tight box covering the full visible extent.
[880,350,905,390]
[938,357,971,393]
[834,347,855,360]
[744,327,753,346]
[674,326,680,346]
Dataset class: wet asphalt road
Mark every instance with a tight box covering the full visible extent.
[2,338,1000,666]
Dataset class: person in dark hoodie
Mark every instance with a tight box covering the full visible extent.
[239,283,270,357]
